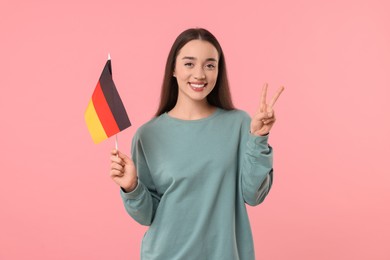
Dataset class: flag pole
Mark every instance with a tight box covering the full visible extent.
[108,53,118,153]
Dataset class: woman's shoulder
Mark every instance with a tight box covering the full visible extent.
[133,114,166,139]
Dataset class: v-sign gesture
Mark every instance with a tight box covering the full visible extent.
[250,83,284,136]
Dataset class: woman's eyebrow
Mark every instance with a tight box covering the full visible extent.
[182,56,217,62]
[182,56,196,60]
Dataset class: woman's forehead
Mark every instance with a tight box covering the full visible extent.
[177,40,219,60]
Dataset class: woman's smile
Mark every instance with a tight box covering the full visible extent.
[189,82,208,91]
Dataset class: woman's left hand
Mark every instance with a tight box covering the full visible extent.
[250,83,284,136]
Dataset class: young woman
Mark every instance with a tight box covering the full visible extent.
[110,28,284,260]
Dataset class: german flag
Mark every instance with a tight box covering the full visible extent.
[85,58,131,144]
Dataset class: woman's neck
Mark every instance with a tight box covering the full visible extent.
[168,99,216,120]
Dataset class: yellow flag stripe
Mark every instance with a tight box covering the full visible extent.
[85,100,108,144]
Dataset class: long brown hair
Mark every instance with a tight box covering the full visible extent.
[155,28,235,116]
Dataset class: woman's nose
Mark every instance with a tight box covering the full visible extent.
[194,66,206,79]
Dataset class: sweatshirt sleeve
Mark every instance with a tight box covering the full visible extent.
[120,132,161,226]
[240,115,274,206]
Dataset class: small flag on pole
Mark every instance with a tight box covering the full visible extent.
[85,56,131,144]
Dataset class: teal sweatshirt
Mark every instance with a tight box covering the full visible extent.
[120,108,273,260]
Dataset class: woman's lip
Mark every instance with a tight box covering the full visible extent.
[188,82,207,91]
[189,81,207,84]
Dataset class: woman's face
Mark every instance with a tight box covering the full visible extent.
[173,39,219,104]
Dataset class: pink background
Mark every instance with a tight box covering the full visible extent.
[1,0,389,259]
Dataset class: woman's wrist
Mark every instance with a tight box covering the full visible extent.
[122,179,138,193]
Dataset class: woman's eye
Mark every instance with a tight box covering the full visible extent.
[184,63,194,67]
[206,64,216,70]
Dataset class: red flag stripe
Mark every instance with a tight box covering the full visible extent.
[92,81,120,137]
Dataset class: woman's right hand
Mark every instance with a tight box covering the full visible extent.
[110,150,138,192]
